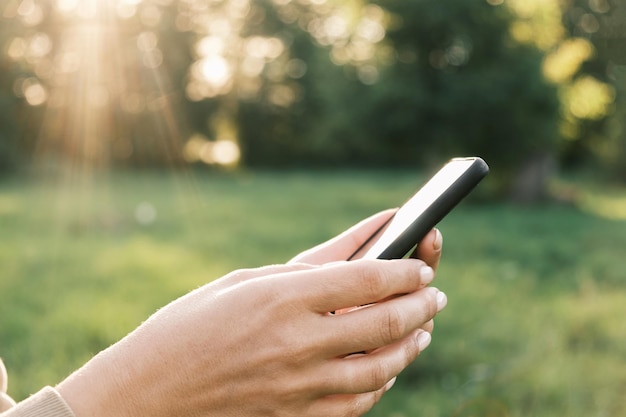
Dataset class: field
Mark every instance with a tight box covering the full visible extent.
[1,169,626,416]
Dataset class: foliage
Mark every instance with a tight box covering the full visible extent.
[535,0,618,170]
[1,170,626,416]
[0,0,193,167]
[0,82,18,173]
[0,0,622,192]
[0,10,21,173]
[568,0,626,180]
[235,0,564,177]
[352,0,560,180]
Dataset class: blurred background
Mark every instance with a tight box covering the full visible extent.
[1,0,625,415]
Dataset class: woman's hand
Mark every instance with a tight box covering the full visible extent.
[291,209,444,320]
[56,211,446,417]
[0,358,16,412]
[290,209,443,269]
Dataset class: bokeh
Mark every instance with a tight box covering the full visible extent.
[1,0,626,416]
[1,0,623,190]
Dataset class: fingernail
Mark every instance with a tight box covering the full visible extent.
[416,331,432,351]
[436,291,447,312]
[420,266,434,285]
[384,377,397,392]
[433,229,443,251]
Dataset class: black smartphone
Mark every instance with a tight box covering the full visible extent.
[349,157,489,260]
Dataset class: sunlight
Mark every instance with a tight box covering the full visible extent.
[55,0,79,13]
[245,36,284,60]
[507,0,564,50]
[22,78,47,106]
[16,0,44,26]
[2,0,391,173]
[1,0,189,169]
[212,140,240,166]
[543,38,595,84]
[579,193,626,221]
[55,0,143,17]
[182,134,241,167]
[564,76,615,120]
[307,3,390,72]
[199,56,231,89]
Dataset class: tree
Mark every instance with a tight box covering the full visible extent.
[358,0,561,201]
[0,2,27,173]
[576,0,626,180]
[0,0,193,169]
[0,0,618,201]
[0,66,19,174]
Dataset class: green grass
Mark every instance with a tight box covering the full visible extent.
[1,169,626,417]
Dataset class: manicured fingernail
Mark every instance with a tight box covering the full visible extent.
[416,331,432,351]
[420,266,434,285]
[433,229,443,251]
[436,291,447,312]
[384,377,397,392]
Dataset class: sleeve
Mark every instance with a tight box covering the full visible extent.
[0,387,76,417]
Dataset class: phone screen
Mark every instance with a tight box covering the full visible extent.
[360,158,481,259]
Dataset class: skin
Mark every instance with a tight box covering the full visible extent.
[56,210,445,417]
[0,359,17,412]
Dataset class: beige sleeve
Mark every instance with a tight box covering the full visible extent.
[0,387,76,417]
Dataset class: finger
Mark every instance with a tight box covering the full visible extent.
[289,210,396,265]
[307,387,387,417]
[210,263,318,291]
[313,328,431,396]
[411,228,443,271]
[422,319,435,334]
[0,392,16,412]
[299,258,434,313]
[324,287,444,356]
[342,317,434,355]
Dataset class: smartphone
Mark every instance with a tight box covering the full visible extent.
[349,157,489,260]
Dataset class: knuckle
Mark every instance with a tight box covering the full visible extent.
[382,305,407,342]
[356,261,389,300]
[346,392,379,417]
[225,267,253,280]
[401,333,421,364]
[368,361,391,391]
[417,287,439,320]
[427,288,440,316]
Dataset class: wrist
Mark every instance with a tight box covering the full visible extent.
[56,347,140,417]
[3,387,74,417]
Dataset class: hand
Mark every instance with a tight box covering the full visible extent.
[56,211,446,417]
[290,209,443,269]
[291,209,444,319]
[0,358,17,412]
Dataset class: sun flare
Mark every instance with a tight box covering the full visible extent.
[3,0,397,170]
[3,0,215,169]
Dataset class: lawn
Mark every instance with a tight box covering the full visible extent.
[1,168,625,416]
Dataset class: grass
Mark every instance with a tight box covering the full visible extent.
[1,168,625,416]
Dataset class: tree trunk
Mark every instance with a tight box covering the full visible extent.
[509,153,556,204]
